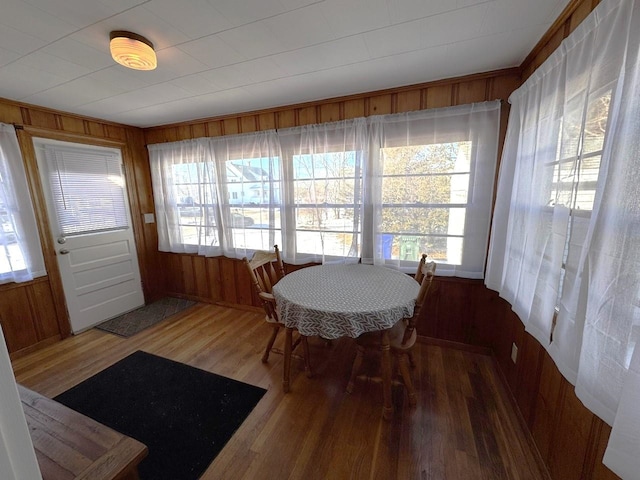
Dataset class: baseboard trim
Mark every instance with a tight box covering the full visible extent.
[10,335,61,361]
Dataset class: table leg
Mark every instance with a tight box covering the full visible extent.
[380,329,393,420]
[283,327,293,393]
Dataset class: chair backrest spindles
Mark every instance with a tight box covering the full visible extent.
[415,260,436,308]
[243,245,285,309]
[402,258,436,347]
[414,253,428,284]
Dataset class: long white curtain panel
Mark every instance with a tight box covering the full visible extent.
[485,0,640,476]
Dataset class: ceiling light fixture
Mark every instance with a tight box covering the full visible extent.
[109,31,157,71]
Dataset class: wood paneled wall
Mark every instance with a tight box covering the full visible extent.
[521,0,602,80]
[0,0,618,477]
[0,98,161,357]
[144,68,520,144]
[0,277,59,354]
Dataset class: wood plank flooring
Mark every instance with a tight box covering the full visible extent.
[12,303,549,480]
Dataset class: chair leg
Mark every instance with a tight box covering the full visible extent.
[407,349,416,368]
[346,344,365,394]
[283,327,293,393]
[396,352,417,407]
[262,324,280,363]
[380,330,393,420]
[301,336,312,378]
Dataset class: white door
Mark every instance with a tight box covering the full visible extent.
[34,138,144,333]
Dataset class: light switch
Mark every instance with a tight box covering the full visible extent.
[143,213,155,224]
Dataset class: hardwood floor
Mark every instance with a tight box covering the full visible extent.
[12,303,549,480]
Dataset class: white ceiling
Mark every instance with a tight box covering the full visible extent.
[0,0,570,128]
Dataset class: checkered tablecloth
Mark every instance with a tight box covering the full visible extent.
[272,264,419,339]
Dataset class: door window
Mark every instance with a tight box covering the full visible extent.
[44,146,129,236]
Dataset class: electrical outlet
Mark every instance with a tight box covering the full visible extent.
[511,343,518,363]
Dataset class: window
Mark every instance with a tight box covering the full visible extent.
[0,124,45,284]
[219,156,282,252]
[547,88,610,212]
[370,103,501,276]
[0,204,26,275]
[379,141,471,265]
[550,87,612,317]
[170,161,219,248]
[149,101,501,276]
[290,151,363,259]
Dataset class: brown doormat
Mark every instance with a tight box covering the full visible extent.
[95,297,197,337]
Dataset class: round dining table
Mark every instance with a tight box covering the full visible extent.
[273,264,419,419]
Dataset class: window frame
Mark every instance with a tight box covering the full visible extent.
[374,138,479,268]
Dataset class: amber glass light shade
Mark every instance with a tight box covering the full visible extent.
[109,31,157,71]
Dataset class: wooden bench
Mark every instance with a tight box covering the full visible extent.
[19,385,148,480]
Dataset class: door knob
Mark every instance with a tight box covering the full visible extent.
[59,249,69,255]
[57,236,66,244]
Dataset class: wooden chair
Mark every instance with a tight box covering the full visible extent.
[243,245,311,390]
[346,255,436,407]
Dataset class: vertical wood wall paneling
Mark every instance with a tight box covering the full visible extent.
[15,129,70,340]
[519,0,596,81]
[234,260,254,306]
[220,258,238,304]
[192,256,209,299]
[25,279,59,341]
[343,99,365,119]
[425,84,453,109]
[548,383,594,480]
[258,113,276,131]
[181,255,196,297]
[206,257,223,302]
[0,284,38,352]
[191,123,207,139]
[319,103,340,123]
[514,332,545,427]
[123,127,162,302]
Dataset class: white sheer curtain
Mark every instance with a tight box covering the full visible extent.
[210,130,283,259]
[0,123,45,284]
[368,102,500,277]
[149,138,219,256]
[486,0,640,476]
[149,131,282,258]
[150,103,500,276]
[277,118,368,265]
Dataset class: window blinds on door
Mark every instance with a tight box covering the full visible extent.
[43,145,129,236]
